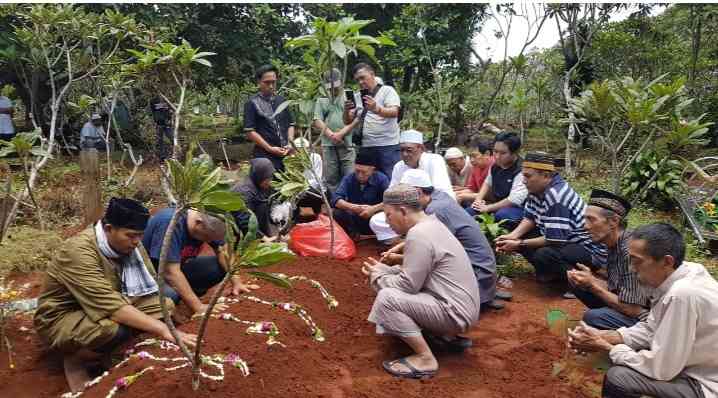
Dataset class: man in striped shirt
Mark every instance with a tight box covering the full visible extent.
[567,189,650,330]
[495,152,607,298]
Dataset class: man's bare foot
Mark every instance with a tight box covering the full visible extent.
[385,352,438,373]
[64,355,92,393]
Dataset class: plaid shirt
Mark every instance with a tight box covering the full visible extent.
[608,230,651,320]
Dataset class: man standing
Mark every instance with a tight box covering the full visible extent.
[142,208,257,316]
[362,184,480,379]
[344,63,401,179]
[80,114,106,151]
[0,92,15,141]
[568,223,718,398]
[369,129,454,245]
[567,189,650,330]
[495,152,607,298]
[468,132,527,229]
[34,198,197,392]
[244,64,295,171]
[384,169,508,310]
[332,149,389,238]
[150,97,173,161]
[314,68,356,192]
[443,147,473,188]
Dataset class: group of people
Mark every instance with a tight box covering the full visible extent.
[31,61,718,398]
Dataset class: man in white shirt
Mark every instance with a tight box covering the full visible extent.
[344,63,401,179]
[568,223,718,398]
[0,94,15,141]
[369,129,453,244]
[292,137,326,221]
[80,113,106,150]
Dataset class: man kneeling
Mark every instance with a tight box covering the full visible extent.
[362,184,480,379]
[34,198,196,392]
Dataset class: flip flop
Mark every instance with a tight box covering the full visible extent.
[495,290,513,301]
[382,357,437,379]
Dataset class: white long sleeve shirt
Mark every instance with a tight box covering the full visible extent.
[610,261,718,398]
[390,152,455,199]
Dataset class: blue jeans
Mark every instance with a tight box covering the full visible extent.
[161,256,226,303]
[363,144,400,180]
[572,288,640,330]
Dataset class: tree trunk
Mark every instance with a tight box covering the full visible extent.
[80,149,103,226]
[192,272,232,390]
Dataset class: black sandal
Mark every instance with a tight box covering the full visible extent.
[382,357,437,379]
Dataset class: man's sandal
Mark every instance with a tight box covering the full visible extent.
[382,358,437,379]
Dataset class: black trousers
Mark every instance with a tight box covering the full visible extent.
[293,187,326,221]
[520,242,595,281]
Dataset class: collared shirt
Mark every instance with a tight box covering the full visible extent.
[0,96,14,137]
[524,174,607,266]
[80,121,105,146]
[448,156,473,187]
[142,208,223,266]
[426,191,496,304]
[607,230,651,319]
[611,262,718,398]
[390,152,455,199]
[313,95,353,147]
[466,157,494,193]
[243,93,295,159]
[332,171,389,207]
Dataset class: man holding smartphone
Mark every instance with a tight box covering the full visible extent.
[313,68,357,192]
[343,63,402,179]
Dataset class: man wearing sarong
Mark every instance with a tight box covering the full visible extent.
[34,198,197,392]
[362,184,480,379]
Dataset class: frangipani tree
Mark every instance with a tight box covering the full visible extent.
[568,74,711,197]
[157,148,294,390]
[0,4,141,241]
[125,40,215,161]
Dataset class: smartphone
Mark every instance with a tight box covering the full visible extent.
[344,89,355,107]
[360,88,369,108]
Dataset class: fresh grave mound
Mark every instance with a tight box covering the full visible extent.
[0,244,598,398]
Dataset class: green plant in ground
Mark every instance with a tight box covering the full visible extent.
[0,129,51,236]
[694,195,718,232]
[622,150,683,210]
[157,147,294,391]
[475,213,508,243]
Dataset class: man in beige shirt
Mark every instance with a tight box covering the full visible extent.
[362,184,480,380]
[568,223,718,398]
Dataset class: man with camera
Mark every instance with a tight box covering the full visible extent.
[343,63,401,179]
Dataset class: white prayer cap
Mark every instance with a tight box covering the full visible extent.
[444,147,464,160]
[400,169,433,188]
[399,129,424,144]
[91,113,102,120]
[293,137,310,148]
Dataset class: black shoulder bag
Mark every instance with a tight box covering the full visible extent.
[352,83,383,147]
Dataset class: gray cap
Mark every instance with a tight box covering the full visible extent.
[323,68,343,89]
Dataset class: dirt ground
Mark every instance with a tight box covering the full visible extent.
[0,243,603,398]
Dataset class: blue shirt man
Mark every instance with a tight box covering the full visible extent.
[332,150,389,237]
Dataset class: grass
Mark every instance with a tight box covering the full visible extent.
[0,226,63,274]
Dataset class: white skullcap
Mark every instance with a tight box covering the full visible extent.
[399,129,424,144]
[91,113,102,120]
[293,137,310,148]
[400,169,433,188]
[444,147,464,160]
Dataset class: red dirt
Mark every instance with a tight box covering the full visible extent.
[0,243,602,398]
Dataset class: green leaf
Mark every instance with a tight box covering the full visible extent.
[272,100,293,119]
[247,271,293,289]
[201,190,246,212]
[330,38,348,58]
[240,212,258,250]
[241,241,295,267]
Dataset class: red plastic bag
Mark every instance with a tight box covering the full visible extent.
[289,215,356,260]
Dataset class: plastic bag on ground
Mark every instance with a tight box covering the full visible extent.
[289,214,356,260]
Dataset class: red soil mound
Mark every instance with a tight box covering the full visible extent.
[0,243,600,398]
